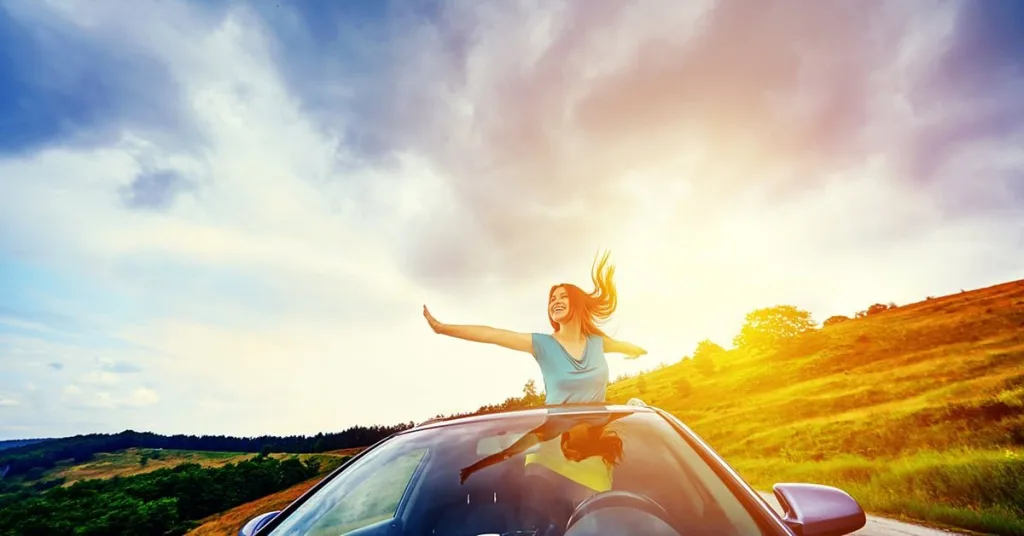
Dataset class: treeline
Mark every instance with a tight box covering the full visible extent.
[0,453,335,536]
[0,423,411,480]
[0,439,48,452]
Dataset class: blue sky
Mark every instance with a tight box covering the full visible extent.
[1,0,1022,439]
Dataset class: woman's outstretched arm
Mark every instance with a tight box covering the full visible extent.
[423,305,533,353]
[602,336,647,359]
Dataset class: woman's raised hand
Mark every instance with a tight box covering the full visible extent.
[423,305,444,333]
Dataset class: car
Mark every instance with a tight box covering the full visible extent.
[240,401,867,536]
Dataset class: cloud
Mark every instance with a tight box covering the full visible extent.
[99,358,141,374]
[314,0,1024,289]
[59,383,159,411]
[120,169,194,210]
[0,396,20,407]
[127,387,159,407]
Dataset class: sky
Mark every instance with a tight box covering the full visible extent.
[1,0,1022,440]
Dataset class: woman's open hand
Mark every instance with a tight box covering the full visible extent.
[624,346,647,360]
[423,305,444,334]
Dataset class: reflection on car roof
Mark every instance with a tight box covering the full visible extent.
[411,402,654,432]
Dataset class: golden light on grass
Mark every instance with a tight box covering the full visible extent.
[605,278,1024,535]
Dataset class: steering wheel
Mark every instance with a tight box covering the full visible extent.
[564,491,680,536]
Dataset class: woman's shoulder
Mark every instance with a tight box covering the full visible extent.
[530,332,557,349]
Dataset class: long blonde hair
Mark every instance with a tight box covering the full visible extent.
[548,250,618,337]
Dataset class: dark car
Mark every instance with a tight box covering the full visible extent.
[240,401,866,536]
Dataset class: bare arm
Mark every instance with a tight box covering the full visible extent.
[423,305,533,353]
[603,336,647,359]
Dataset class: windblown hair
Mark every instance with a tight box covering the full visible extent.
[561,425,624,469]
[549,250,618,337]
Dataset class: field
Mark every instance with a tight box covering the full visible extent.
[606,279,1024,535]
[186,475,324,536]
[33,448,331,487]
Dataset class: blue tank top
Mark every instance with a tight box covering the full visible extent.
[531,333,609,404]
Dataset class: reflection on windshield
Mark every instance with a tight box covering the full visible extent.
[268,410,765,536]
[459,412,628,485]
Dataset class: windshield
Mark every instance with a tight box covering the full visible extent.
[267,409,767,536]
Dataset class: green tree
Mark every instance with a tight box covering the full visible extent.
[692,339,723,375]
[732,305,816,353]
[522,379,543,406]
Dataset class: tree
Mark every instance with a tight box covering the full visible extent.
[866,303,890,316]
[823,315,850,327]
[521,379,543,407]
[732,305,816,353]
[691,339,723,375]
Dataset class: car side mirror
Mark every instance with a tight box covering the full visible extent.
[772,483,866,536]
[238,511,279,536]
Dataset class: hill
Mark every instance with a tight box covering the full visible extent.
[186,475,326,535]
[0,424,411,481]
[0,453,349,535]
[602,278,1024,535]
[35,448,335,487]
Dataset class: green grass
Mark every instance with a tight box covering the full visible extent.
[606,279,1024,536]
[732,449,1024,535]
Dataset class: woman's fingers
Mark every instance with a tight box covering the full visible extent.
[423,305,440,332]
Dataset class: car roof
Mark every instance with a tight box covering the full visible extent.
[409,402,656,432]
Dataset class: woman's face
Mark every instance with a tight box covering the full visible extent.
[549,286,571,323]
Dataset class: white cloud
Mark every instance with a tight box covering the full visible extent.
[0,396,21,407]
[127,388,159,407]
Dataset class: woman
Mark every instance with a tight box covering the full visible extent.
[423,250,646,405]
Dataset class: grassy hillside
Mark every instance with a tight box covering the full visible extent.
[185,448,366,535]
[35,448,329,487]
[186,475,325,536]
[605,279,1024,535]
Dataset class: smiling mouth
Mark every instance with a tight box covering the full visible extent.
[552,305,566,314]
